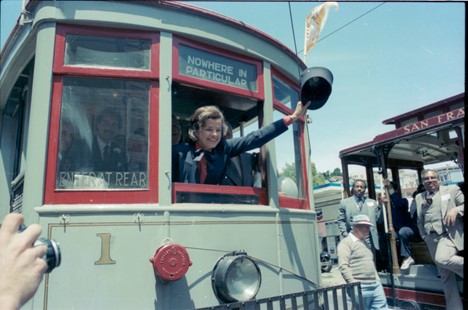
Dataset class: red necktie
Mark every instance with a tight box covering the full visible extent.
[199,156,207,183]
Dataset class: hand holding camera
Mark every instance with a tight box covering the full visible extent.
[0,213,61,309]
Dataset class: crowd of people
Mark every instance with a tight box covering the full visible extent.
[336,170,464,309]
[6,100,465,309]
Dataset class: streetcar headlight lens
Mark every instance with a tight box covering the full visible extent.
[212,252,261,303]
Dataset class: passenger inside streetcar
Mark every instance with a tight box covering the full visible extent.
[378,180,421,271]
[92,108,127,172]
[172,101,310,185]
[126,129,148,172]
[172,115,183,145]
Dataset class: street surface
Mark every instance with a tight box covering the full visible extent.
[321,264,398,309]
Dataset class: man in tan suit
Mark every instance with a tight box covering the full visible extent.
[415,169,464,309]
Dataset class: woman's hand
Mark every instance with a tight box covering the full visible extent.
[289,101,311,122]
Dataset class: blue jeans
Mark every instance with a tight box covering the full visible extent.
[348,281,388,309]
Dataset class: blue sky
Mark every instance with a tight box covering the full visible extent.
[1,1,465,173]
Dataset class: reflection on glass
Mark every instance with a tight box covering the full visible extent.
[273,75,299,109]
[65,34,151,69]
[273,110,303,198]
[56,77,150,190]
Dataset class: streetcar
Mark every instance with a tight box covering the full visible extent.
[339,93,464,309]
[0,1,354,309]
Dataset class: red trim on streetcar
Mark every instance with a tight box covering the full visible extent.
[53,24,160,79]
[383,287,447,307]
[172,37,264,100]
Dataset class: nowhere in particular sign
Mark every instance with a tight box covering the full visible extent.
[179,44,258,92]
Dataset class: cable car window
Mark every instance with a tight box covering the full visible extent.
[56,77,149,190]
[64,34,151,70]
[273,74,299,110]
[273,109,304,199]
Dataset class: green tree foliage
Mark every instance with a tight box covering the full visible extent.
[311,162,326,186]
[280,161,328,186]
[331,168,342,177]
[280,162,296,180]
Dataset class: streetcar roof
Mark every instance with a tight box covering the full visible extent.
[339,93,464,168]
[1,0,305,70]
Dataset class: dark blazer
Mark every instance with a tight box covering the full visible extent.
[172,119,288,184]
[221,153,258,186]
[337,195,380,251]
[92,137,127,172]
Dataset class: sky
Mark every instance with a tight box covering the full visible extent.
[1,1,465,173]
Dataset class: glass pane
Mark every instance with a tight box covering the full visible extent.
[273,110,304,198]
[273,75,299,109]
[56,77,150,190]
[65,34,151,69]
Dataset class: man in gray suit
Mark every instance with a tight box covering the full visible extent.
[337,179,380,257]
[415,169,464,309]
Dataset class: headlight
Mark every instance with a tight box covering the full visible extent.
[212,252,261,303]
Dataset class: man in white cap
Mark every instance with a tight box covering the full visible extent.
[338,214,388,309]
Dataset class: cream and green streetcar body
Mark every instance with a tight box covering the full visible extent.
[1,1,340,309]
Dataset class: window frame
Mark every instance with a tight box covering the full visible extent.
[53,24,160,79]
[172,37,264,100]
[44,24,160,204]
[271,68,310,210]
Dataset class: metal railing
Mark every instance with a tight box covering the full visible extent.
[198,282,363,310]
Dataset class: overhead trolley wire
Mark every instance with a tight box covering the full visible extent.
[289,2,386,57]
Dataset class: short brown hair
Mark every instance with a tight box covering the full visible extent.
[188,105,227,141]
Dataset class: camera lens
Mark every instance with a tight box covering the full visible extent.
[35,238,61,273]
[18,224,61,273]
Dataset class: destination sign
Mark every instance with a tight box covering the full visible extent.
[376,107,465,140]
[178,44,258,92]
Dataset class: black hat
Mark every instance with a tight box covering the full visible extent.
[300,67,333,110]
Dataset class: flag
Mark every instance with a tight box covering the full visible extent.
[303,2,339,61]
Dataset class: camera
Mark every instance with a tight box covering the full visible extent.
[19,224,61,273]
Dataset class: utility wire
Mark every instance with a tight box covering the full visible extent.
[294,2,386,56]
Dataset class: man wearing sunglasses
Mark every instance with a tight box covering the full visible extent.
[415,169,464,309]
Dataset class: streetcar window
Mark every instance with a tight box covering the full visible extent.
[56,77,150,190]
[274,109,304,199]
[273,75,299,109]
[65,34,151,70]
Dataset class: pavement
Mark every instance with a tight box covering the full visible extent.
[320,264,398,309]
[321,263,346,287]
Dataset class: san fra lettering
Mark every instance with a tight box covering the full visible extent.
[403,107,464,134]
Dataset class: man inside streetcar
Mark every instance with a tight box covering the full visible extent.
[172,101,309,185]
[337,180,380,259]
[378,180,421,271]
[415,169,464,310]
[172,115,183,145]
[56,117,92,188]
[126,128,148,172]
[92,108,127,172]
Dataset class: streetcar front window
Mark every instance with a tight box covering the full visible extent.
[65,34,151,70]
[56,77,150,190]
